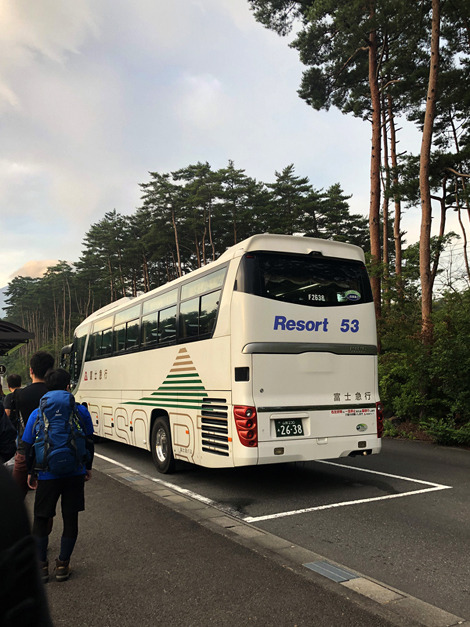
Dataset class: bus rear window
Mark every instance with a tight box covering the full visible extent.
[235,252,373,307]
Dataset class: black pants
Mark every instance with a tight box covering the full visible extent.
[32,475,85,538]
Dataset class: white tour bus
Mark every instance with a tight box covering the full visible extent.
[62,234,382,473]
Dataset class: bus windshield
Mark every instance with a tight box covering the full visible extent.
[236,252,373,307]
[70,324,90,389]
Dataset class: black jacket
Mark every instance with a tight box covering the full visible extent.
[0,409,16,463]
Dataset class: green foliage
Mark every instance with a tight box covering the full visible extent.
[419,418,470,447]
[380,289,470,436]
[383,419,399,437]
[383,420,417,440]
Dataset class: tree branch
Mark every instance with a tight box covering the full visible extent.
[445,167,470,178]
[334,46,368,83]
[380,79,401,93]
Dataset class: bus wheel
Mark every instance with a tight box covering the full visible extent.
[151,417,176,474]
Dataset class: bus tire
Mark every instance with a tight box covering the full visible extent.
[151,417,176,474]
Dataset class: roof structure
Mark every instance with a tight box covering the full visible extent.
[0,321,35,356]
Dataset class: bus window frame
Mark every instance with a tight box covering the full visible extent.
[176,264,228,345]
[84,262,229,361]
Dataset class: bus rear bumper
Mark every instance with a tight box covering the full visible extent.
[256,435,381,465]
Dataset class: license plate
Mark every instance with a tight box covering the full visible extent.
[275,418,304,438]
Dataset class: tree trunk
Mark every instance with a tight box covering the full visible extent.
[208,193,216,262]
[117,248,126,297]
[194,235,201,268]
[171,206,182,277]
[63,280,66,344]
[430,177,447,288]
[387,93,403,300]
[201,206,207,266]
[142,253,150,292]
[107,255,114,301]
[67,277,72,341]
[381,96,390,310]
[457,202,470,280]
[53,295,59,349]
[368,16,382,323]
[449,110,470,274]
[419,0,440,345]
[233,198,238,244]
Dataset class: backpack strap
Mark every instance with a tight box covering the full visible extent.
[38,398,51,472]
[68,408,79,456]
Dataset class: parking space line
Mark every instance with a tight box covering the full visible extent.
[316,459,452,488]
[95,452,453,525]
[244,461,452,523]
[243,485,451,523]
[95,453,225,510]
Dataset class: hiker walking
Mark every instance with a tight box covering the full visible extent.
[21,368,94,582]
[4,373,22,426]
[0,404,16,464]
[12,352,54,498]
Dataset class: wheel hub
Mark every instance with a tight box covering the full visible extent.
[156,427,168,463]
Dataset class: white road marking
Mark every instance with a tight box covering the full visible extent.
[95,452,453,524]
[243,485,451,523]
[95,453,221,509]
[315,459,452,488]
[244,461,452,523]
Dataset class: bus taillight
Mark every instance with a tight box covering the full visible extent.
[376,401,384,438]
[234,406,258,447]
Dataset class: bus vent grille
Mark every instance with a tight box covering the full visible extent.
[201,398,229,456]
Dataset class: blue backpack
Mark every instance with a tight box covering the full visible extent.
[33,390,88,476]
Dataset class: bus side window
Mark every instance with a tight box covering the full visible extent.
[179,298,199,339]
[158,306,176,344]
[101,328,113,356]
[89,332,101,359]
[200,290,220,335]
[126,319,140,350]
[114,323,126,353]
[142,312,159,347]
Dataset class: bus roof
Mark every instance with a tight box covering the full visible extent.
[217,233,365,263]
[75,234,366,331]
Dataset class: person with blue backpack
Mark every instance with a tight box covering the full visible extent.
[21,368,94,583]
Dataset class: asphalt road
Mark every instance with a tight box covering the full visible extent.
[36,470,414,627]
[91,437,470,620]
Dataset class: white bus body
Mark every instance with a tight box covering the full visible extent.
[65,234,382,473]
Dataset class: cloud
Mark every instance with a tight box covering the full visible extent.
[176,74,232,131]
[9,260,60,281]
[0,0,99,111]
[0,0,439,291]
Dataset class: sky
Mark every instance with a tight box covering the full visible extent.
[0,0,461,291]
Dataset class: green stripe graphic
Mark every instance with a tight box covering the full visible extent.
[123,351,207,411]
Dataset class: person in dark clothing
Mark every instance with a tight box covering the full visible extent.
[0,464,53,627]
[4,373,22,427]
[12,352,54,497]
[22,368,94,583]
[0,405,16,464]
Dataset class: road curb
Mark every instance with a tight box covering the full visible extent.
[93,456,467,627]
